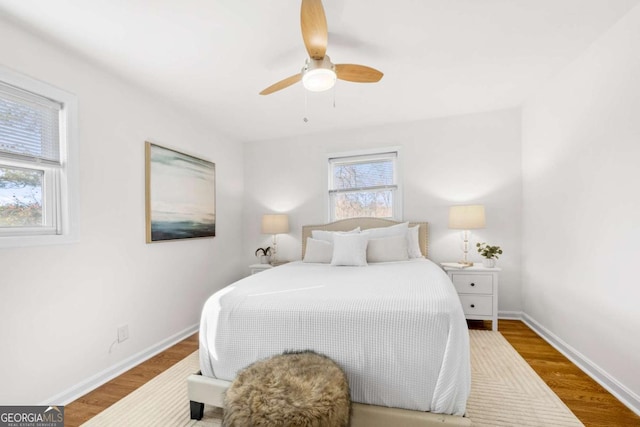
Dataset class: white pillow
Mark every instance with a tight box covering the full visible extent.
[406,225,423,258]
[303,238,333,263]
[331,233,368,266]
[312,227,360,243]
[367,235,409,263]
[362,222,409,239]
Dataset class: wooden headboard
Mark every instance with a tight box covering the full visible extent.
[301,218,429,259]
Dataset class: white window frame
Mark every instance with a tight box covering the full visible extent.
[0,66,78,248]
[326,147,403,222]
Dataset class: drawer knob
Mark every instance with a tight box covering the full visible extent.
[470,283,475,287]
[470,304,475,308]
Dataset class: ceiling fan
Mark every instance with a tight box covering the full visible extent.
[259,0,383,96]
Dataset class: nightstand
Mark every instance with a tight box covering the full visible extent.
[442,263,500,331]
[249,264,273,275]
[249,261,289,275]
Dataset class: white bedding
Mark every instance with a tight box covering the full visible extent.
[199,258,470,415]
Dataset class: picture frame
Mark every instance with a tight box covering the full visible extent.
[145,142,216,243]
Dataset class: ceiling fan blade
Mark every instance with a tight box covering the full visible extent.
[259,73,302,95]
[335,64,383,83]
[301,0,328,60]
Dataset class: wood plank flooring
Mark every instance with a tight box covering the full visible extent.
[497,320,640,427]
[65,320,639,427]
[64,334,198,426]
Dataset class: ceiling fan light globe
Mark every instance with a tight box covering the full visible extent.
[302,68,336,92]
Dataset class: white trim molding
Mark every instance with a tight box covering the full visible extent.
[497,310,523,320]
[325,146,403,222]
[522,313,640,417]
[0,64,80,248]
[42,323,198,405]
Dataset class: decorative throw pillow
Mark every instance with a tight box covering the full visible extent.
[312,227,360,243]
[330,233,368,267]
[406,225,423,258]
[362,222,409,239]
[303,238,333,263]
[367,235,410,263]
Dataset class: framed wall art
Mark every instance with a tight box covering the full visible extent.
[145,142,216,243]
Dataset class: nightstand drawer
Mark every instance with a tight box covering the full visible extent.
[451,274,493,294]
[458,295,493,316]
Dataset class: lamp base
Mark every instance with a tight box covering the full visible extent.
[457,260,474,267]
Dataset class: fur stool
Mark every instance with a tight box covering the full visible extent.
[223,350,350,427]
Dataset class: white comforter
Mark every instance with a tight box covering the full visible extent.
[199,259,470,415]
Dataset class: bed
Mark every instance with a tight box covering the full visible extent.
[188,218,471,426]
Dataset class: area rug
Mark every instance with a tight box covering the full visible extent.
[81,330,583,426]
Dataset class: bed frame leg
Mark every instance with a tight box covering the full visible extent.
[190,400,204,420]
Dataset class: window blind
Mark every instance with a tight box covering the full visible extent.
[328,151,399,221]
[329,152,397,193]
[0,81,62,166]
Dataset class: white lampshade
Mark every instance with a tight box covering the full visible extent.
[261,214,289,235]
[448,205,486,230]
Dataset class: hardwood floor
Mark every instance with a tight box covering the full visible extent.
[64,334,198,426]
[474,320,640,427]
[65,321,639,427]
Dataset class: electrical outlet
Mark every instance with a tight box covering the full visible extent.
[117,325,129,343]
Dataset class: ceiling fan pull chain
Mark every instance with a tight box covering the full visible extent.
[303,87,309,123]
[333,84,336,108]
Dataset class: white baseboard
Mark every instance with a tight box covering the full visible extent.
[43,323,199,405]
[498,310,523,320]
[42,313,640,418]
[521,313,640,417]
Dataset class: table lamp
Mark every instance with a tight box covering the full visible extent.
[261,214,289,264]
[448,205,485,266]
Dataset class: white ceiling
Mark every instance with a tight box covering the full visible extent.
[0,0,638,143]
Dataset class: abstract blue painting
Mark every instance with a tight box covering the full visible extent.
[145,142,215,242]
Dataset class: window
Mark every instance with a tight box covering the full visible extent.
[328,149,401,221]
[0,67,78,247]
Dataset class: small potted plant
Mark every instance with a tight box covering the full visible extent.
[476,242,503,268]
[255,247,272,264]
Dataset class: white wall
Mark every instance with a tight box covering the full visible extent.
[243,108,522,313]
[0,18,244,403]
[10,0,639,411]
[522,3,640,411]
